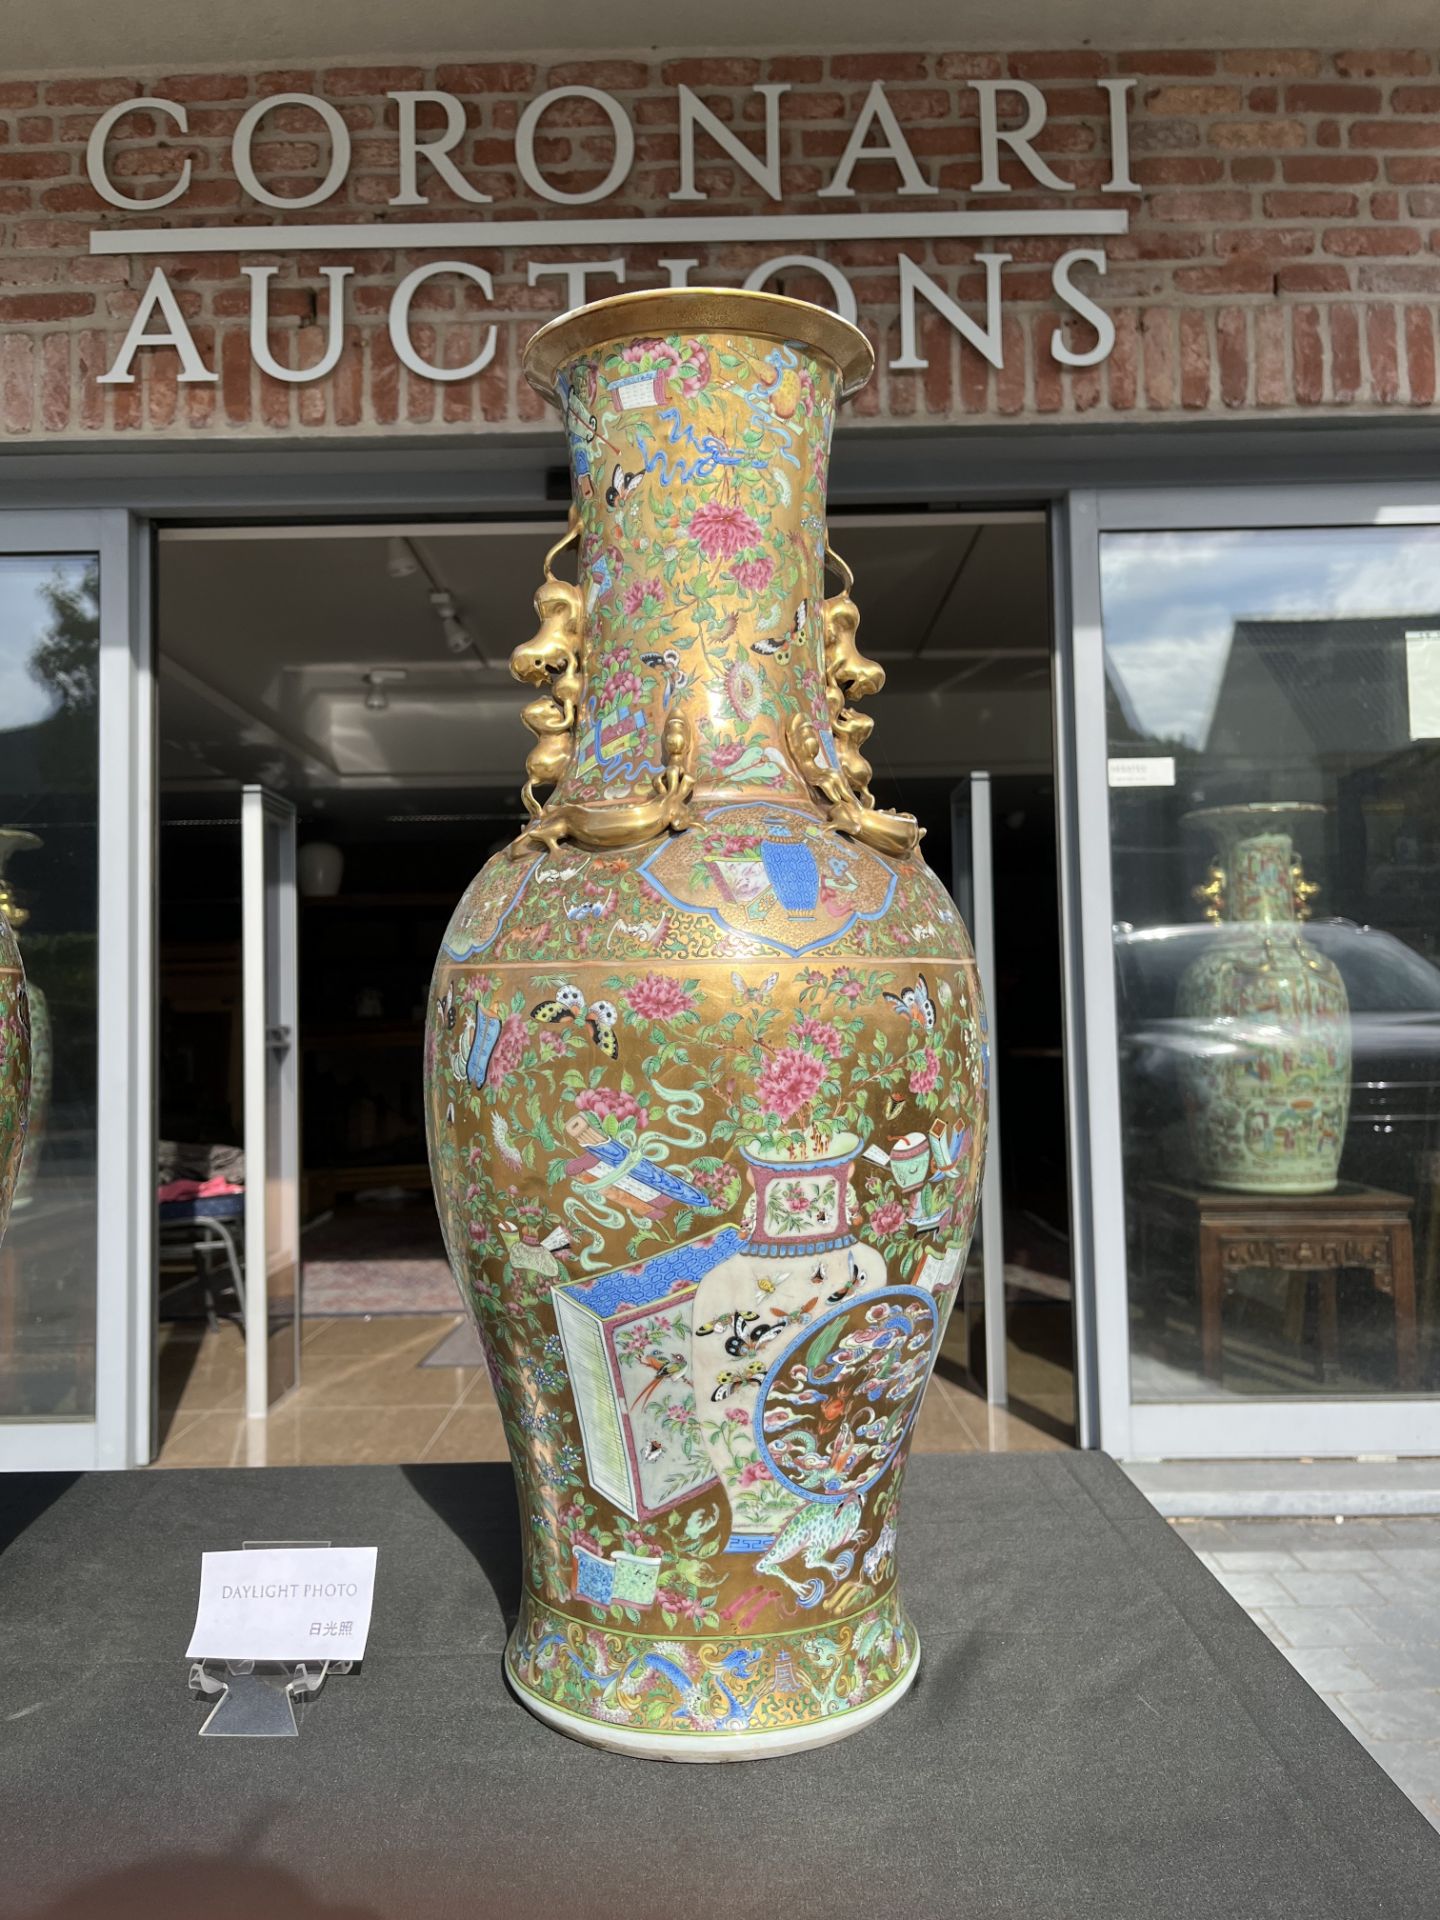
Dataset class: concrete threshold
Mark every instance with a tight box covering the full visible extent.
[1122,1457,1440,1519]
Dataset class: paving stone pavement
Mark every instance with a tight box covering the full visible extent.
[1174,1515,1440,1832]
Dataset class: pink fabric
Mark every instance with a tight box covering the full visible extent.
[157,1176,243,1202]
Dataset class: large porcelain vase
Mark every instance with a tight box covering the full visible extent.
[424,290,988,1760]
[0,851,31,1246]
[0,831,47,1208]
[1177,804,1351,1194]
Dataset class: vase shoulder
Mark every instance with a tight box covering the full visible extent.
[441,801,970,973]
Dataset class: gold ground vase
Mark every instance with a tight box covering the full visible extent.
[0,857,32,1248]
[424,289,988,1760]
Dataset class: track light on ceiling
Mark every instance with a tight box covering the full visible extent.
[363,668,407,711]
[387,536,419,579]
[429,588,474,655]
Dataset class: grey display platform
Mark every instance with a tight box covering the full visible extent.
[2,1454,1437,1920]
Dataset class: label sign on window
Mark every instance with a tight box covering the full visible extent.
[1107,756,1176,788]
[1405,630,1440,738]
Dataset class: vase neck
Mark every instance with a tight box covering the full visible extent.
[1224,831,1295,923]
[546,326,844,813]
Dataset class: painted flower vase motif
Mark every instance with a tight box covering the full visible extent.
[0,831,47,1208]
[1177,804,1351,1194]
[0,844,32,1245]
[424,289,988,1760]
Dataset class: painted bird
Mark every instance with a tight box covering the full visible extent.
[632,1352,688,1411]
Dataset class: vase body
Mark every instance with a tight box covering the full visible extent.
[0,913,30,1247]
[12,980,48,1208]
[424,290,987,1760]
[0,833,44,1209]
[1177,805,1351,1194]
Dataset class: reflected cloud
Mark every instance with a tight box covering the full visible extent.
[1101,526,1440,746]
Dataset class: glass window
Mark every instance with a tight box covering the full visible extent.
[1102,525,1440,1401]
[0,556,99,1419]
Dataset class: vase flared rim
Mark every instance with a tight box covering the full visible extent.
[1183,802,1325,831]
[523,287,875,403]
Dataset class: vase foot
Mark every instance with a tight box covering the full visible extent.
[504,1633,921,1763]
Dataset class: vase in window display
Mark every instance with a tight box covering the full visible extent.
[1177,804,1351,1194]
[423,290,988,1760]
[0,834,32,1246]
[0,831,47,1208]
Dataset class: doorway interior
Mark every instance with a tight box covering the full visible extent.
[151,510,1076,1465]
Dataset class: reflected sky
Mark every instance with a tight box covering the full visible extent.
[0,558,71,734]
[1100,526,1440,747]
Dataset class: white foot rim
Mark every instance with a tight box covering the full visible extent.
[505,1637,921,1763]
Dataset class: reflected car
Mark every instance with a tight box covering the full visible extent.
[1113,918,1440,1190]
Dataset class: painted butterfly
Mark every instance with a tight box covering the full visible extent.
[531,981,587,1024]
[730,969,781,1006]
[883,973,935,1031]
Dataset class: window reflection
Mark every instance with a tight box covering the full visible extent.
[1102,527,1440,1401]
[0,557,99,1420]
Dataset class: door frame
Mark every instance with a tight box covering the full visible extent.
[241,785,300,1419]
[0,509,153,1471]
[1068,481,1440,1460]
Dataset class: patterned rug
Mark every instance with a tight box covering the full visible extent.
[302,1202,458,1316]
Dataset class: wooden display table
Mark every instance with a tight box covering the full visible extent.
[1139,1181,1418,1389]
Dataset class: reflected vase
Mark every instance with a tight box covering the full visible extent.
[423,289,988,1760]
[0,831,48,1208]
[1177,804,1351,1194]
[0,858,31,1246]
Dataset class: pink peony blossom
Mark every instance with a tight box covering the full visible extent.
[870,1199,906,1236]
[657,1589,708,1624]
[724,1406,748,1424]
[794,1015,845,1059]
[621,580,662,618]
[673,341,711,397]
[622,338,679,375]
[690,501,762,563]
[624,973,695,1020]
[909,1046,940,1096]
[487,1012,529,1080]
[738,1461,771,1487]
[730,555,774,594]
[757,1046,827,1121]
[575,1085,648,1128]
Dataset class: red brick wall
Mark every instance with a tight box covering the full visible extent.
[2,47,1440,437]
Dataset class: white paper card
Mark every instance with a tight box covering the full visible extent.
[1405,631,1440,738]
[186,1546,378,1661]
[1107,755,1176,789]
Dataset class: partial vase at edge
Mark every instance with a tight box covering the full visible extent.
[0,829,33,1248]
[424,289,989,1760]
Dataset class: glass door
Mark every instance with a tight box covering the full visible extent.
[0,512,152,1470]
[241,785,300,1414]
[1071,487,1440,1457]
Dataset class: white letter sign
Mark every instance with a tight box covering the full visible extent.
[97,267,216,384]
[389,261,498,379]
[516,87,635,206]
[86,98,192,211]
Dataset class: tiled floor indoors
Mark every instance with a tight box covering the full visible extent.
[153,1313,1067,1469]
[1176,1515,1440,1833]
